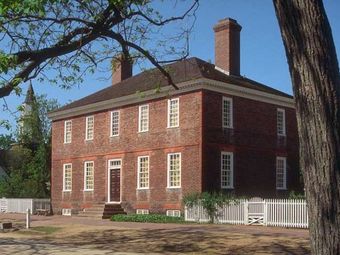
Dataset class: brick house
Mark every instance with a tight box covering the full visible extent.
[49,18,302,217]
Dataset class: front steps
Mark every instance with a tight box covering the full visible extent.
[102,204,126,219]
[77,203,126,219]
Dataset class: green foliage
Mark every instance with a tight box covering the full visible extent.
[0,134,14,150]
[288,190,305,199]
[0,92,57,198]
[183,192,238,223]
[111,214,185,223]
[0,143,50,198]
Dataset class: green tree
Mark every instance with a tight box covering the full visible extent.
[273,0,340,254]
[0,0,199,99]
[0,94,58,198]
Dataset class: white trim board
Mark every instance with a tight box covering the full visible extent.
[49,78,295,121]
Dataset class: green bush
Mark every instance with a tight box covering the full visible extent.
[183,192,239,223]
[111,214,185,223]
[288,190,305,199]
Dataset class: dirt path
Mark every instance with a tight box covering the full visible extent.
[0,213,310,254]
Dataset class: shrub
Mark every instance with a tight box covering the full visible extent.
[111,214,185,223]
[288,190,305,199]
[183,192,238,223]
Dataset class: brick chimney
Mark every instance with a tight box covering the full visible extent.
[112,54,133,85]
[213,18,242,76]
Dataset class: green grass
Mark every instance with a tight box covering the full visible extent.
[18,226,61,235]
[111,214,185,223]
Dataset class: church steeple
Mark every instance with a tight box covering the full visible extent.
[24,83,35,105]
[18,83,42,147]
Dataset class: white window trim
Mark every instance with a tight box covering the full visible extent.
[85,116,94,141]
[167,153,181,188]
[277,108,286,136]
[167,98,179,128]
[64,120,72,144]
[63,163,72,192]
[138,104,149,133]
[166,210,181,217]
[136,209,149,215]
[110,110,120,137]
[137,156,150,190]
[107,159,122,203]
[276,157,287,190]
[221,152,234,189]
[84,161,94,191]
[222,97,233,128]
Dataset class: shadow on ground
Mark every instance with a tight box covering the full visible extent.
[41,227,311,254]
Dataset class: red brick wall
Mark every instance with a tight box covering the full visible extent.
[202,90,302,197]
[51,92,203,214]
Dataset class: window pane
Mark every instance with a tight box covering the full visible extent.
[223,98,233,128]
[276,157,286,189]
[85,162,94,190]
[63,164,72,191]
[277,109,286,136]
[86,116,94,140]
[221,152,233,188]
[64,121,72,143]
[168,99,179,127]
[168,153,181,187]
[138,156,149,188]
[111,111,119,136]
[139,105,149,132]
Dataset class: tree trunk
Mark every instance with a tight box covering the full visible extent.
[273,0,340,254]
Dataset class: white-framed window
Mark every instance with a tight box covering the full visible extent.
[222,97,233,128]
[137,156,149,189]
[221,152,234,189]
[109,159,122,169]
[167,98,179,128]
[167,153,181,188]
[277,108,286,136]
[166,210,181,217]
[63,163,72,191]
[110,110,120,136]
[85,116,94,140]
[64,120,72,143]
[136,209,149,215]
[138,104,149,132]
[84,161,94,191]
[62,208,72,216]
[276,157,287,190]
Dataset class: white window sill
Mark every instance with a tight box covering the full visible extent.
[221,186,234,189]
[167,126,179,129]
[276,187,287,190]
[137,187,149,190]
[110,135,119,138]
[85,139,93,141]
[138,130,149,133]
[84,189,94,192]
[62,190,72,192]
[167,186,181,189]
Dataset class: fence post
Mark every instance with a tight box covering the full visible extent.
[244,200,248,225]
[31,199,34,215]
[263,199,267,226]
[26,208,31,229]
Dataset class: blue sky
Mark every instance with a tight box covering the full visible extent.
[1,0,339,134]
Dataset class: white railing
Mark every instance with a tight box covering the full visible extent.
[0,198,50,214]
[265,199,308,228]
[185,198,308,229]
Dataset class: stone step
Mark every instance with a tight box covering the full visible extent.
[76,203,126,219]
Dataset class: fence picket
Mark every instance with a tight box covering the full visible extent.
[185,198,308,229]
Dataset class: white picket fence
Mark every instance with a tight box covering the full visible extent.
[0,198,50,214]
[185,198,308,228]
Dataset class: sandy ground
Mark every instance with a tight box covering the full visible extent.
[0,213,310,254]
